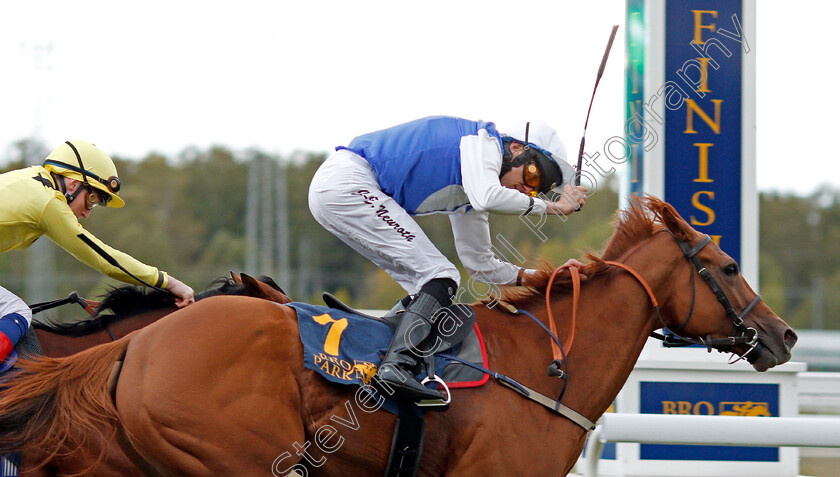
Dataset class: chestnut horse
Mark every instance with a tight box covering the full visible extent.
[0,197,797,476]
[12,273,291,477]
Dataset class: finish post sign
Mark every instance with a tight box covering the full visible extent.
[627,0,757,284]
[665,0,746,263]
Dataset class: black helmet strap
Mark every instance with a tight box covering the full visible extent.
[501,122,540,177]
[63,141,89,204]
[65,185,85,204]
[64,141,91,188]
[43,141,121,194]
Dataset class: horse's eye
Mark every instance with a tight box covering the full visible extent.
[724,263,739,276]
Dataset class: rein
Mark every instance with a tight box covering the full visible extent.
[543,260,659,361]
[650,233,760,362]
[495,230,763,431]
[543,233,760,364]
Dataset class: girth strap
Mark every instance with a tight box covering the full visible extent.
[497,377,596,431]
[441,354,596,431]
[384,401,426,477]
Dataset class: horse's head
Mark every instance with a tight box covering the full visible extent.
[650,197,797,371]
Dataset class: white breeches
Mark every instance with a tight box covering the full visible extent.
[308,150,460,295]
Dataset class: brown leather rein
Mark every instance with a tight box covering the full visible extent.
[544,260,657,360]
[543,233,760,364]
[499,232,763,431]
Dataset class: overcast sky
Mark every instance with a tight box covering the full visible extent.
[0,1,833,196]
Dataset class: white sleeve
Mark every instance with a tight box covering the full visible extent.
[0,287,32,325]
[449,210,521,285]
[459,129,549,215]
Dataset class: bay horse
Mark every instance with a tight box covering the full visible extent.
[32,272,291,358]
[0,197,796,476]
[13,272,291,477]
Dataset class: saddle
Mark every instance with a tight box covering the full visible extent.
[315,294,486,477]
[323,292,401,329]
[321,292,476,355]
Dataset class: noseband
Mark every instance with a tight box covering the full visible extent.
[653,232,760,363]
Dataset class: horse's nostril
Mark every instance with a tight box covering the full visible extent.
[785,329,798,351]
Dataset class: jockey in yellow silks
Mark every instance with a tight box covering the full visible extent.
[0,140,195,363]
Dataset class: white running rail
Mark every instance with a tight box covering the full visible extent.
[584,413,840,477]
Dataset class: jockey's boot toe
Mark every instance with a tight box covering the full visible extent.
[374,365,445,402]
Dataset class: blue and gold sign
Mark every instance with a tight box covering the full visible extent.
[640,381,779,461]
[664,0,748,262]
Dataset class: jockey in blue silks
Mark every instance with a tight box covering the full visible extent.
[308,116,588,401]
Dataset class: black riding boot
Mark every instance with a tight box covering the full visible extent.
[375,280,455,401]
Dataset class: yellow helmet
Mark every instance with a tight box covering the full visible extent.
[43,140,125,208]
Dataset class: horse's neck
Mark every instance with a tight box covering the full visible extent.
[475,235,680,460]
[106,307,176,339]
[36,307,177,358]
[36,329,113,358]
[559,236,679,424]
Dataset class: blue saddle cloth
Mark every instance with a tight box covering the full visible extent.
[290,301,487,414]
[292,302,393,386]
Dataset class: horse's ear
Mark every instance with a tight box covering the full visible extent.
[658,199,693,241]
[241,273,293,304]
[241,273,257,288]
[230,271,242,284]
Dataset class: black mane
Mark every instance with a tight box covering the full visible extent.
[32,277,249,336]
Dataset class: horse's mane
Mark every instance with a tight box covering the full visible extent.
[32,276,255,336]
[496,196,688,310]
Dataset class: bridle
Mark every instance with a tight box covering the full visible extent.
[650,232,760,364]
[474,228,765,432]
[540,229,761,371]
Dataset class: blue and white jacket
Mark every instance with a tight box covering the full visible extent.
[339,116,547,216]
[338,116,554,285]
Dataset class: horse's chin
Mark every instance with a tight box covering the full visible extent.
[745,341,791,372]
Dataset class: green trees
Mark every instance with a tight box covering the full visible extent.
[1,142,837,328]
[759,187,840,329]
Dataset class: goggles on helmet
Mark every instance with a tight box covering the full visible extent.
[84,187,112,210]
[44,159,121,193]
[516,143,561,197]
[523,162,541,194]
[509,122,563,196]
